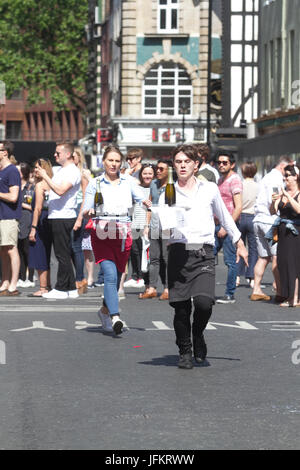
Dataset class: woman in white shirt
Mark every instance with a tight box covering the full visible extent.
[82,145,151,335]
[236,161,259,288]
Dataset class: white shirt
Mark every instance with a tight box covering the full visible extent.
[82,173,146,222]
[48,163,81,219]
[253,168,283,225]
[158,178,241,249]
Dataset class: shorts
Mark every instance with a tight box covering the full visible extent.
[253,221,277,258]
[0,219,19,247]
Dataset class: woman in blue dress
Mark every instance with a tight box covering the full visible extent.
[28,159,53,297]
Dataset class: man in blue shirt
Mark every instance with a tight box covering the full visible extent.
[0,141,22,296]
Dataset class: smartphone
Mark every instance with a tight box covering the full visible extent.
[38,159,42,166]
[272,187,279,194]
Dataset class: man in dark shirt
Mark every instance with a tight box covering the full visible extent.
[0,140,22,296]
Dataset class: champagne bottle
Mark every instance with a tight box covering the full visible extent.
[165,166,176,206]
[94,178,104,216]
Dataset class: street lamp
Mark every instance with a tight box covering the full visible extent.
[179,101,189,143]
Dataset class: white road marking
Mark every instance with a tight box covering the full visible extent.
[11,321,65,332]
[0,341,6,365]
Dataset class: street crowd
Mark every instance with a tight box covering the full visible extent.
[0,139,299,368]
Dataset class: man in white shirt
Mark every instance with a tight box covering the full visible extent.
[35,141,81,299]
[158,144,248,369]
[251,155,293,302]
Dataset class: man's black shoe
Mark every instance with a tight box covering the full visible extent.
[194,334,207,364]
[178,353,193,369]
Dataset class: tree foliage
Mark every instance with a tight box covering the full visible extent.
[0,0,88,112]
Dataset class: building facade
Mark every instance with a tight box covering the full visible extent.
[87,0,222,160]
[0,89,86,144]
[239,0,300,165]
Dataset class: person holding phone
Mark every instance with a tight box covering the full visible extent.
[270,164,300,307]
[250,156,293,302]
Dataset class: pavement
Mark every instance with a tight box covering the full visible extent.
[0,256,299,450]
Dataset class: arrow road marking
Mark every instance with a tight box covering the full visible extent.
[11,321,65,332]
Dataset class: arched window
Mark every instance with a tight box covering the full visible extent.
[143,62,192,117]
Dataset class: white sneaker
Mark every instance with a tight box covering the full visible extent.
[97,308,113,332]
[42,289,68,299]
[23,280,35,288]
[17,280,26,288]
[124,278,145,288]
[111,315,124,335]
[123,278,136,288]
[68,289,79,299]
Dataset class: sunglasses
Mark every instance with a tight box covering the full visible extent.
[217,160,230,166]
[157,166,167,171]
[126,157,136,161]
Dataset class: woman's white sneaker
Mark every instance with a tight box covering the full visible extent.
[111,315,124,335]
[42,289,68,299]
[68,289,79,299]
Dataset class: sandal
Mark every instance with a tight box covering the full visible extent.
[279,301,294,308]
[27,286,49,297]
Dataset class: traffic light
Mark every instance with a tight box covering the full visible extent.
[97,128,113,143]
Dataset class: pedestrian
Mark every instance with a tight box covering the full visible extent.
[82,145,151,335]
[16,162,35,288]
[0,140,22,296]
[250,155,293,302]
[124,148,143,179]
[35,141,81,299]
[269,164,300,307]
[71,146,91,294]
[214,151,243,304]
[139,159,173,300]
[28,158,53,297]
[195,143,219,183]
[157,144,247,369]
[236,161,259,288]
[125,164,155,291]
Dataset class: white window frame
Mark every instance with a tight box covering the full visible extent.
[157,0,179,34]
[143,63,192,118]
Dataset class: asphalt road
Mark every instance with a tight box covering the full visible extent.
[0,257,299,450]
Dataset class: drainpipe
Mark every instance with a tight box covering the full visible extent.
[281,0,287,107]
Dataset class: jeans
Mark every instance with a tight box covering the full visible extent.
[237,213,258,279]
[101,260,122,315]
[71,226,85,282]
[97,264,104,284]
[214,224,237,297]
[71,207,86,282]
